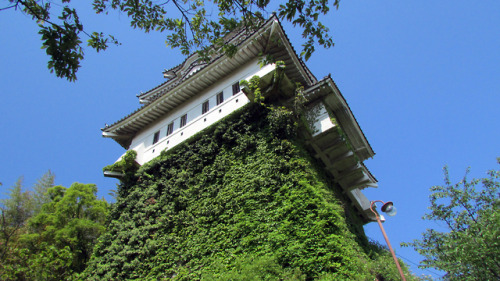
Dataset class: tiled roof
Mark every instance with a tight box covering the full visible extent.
[136,22,265,102]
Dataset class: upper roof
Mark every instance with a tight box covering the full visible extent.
[102,16,319,148]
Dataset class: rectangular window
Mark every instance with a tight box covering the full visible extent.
[152,131,160,144]
[180,114,187,128]
[202,100,209,114]
[216,92,224,105]
[232,82,240,95]
[166,122,174,136]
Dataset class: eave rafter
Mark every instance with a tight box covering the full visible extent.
[297,78,377,223]
[306,129,378,222]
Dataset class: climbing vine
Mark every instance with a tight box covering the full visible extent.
[83,103,416,280]
[239,62,310,138]
[102,150,139,191]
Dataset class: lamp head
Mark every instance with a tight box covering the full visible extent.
[381,201,397,217]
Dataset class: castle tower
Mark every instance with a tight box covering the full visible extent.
[102,17,378,223]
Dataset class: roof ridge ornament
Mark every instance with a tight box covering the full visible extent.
[163,69,176,79]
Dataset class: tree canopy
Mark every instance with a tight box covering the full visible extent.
[402,159,500,280]
[3,0,338,81]
[19,183,109,278]
[0,172,54,262]
[0,176,109,281]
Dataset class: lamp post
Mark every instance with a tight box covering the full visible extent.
[370,200,406,281]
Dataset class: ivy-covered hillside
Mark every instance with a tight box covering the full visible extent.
[84,104,415,280]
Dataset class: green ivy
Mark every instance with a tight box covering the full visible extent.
[102,150,138,175]
[83,104,416,280]
[102,150,139,189]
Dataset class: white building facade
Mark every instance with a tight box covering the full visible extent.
[122,61,275,165]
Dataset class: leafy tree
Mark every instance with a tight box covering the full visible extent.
[402,159,500,280]
[2,0,338,81]
[31,170,55,213]
[0,170,55,262]
[1,182,109,280]
[0,177,34,261]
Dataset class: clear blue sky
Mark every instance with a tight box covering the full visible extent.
[1,1,499,279]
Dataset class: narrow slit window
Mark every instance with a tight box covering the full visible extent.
[166,122,174,136]
[202,100,209,114]
[232,82,240,95]
[152,131,160,145]
[180,114,187,128]
[216,92,224,105]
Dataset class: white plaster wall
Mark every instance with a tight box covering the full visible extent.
[307,102,336,137]
[125,60,276,165]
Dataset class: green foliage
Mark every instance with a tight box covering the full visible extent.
[278,0,338,60]
[201,254,306,280]
[103,149,137,172]
[241,68,307,138]
[362,241,419,281]
[266,105,296,138]
[402,159,500,280]
[240,75,265,105]
[0,177,34,262]
[0,170,55,273]
[38,7,84,82]
[5,0,338,81]
[8,243,75,281]
[103,150,139,188]
[84,104,415,280]
[32,170,55,213]
[0,182,109,280]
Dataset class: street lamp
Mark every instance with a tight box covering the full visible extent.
[370,200,406,281]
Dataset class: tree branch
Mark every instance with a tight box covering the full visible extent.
[0,3,18,11]
[172,0,195,40]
